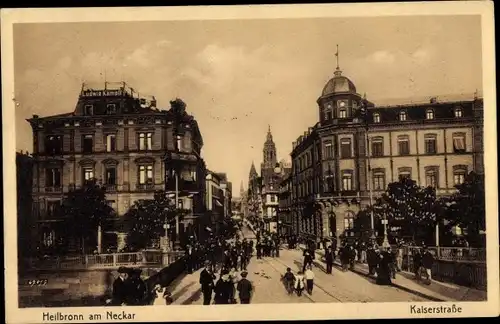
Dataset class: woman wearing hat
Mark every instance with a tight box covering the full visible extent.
[111,267,131,306]
[214,270,233,304]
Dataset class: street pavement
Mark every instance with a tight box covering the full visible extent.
[167,226,430,304]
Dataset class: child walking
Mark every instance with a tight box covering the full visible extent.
[283,267,295,295]
[304,265,315,295]
[294,271,305,296]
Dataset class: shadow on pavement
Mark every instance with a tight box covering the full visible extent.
[180,288,202,305]
[167,272,190,292]
[171,282,195,302]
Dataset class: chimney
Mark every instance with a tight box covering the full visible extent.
[33,114,39,119]
[430,97,437,103]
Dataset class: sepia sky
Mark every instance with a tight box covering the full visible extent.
[13,15,482,196]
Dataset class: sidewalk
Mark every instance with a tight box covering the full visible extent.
[301,245,486,302]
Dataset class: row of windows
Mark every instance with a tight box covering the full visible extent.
[84,104,116,116]
[45,132,187,154]
[321,132,467,159]
[44,165,197,187]
[373,107,464,123]
[292,165,468,197]
[323,101,464,123]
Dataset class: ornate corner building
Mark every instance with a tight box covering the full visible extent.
[27,82,207,253]
[289,60,484,245]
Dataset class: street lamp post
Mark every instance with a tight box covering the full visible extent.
[381,218,390,248]
[174,170,181,250]
[360,100,376,244]
[163,222,171,252]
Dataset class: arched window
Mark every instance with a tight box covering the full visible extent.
[328,212,336,237]
[344,211,355,231]
[454,107,463,118]
[373,112,381,123]
[399,110,407,121]
[426,109,434,120]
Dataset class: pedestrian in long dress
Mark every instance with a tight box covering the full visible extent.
[376,250,392,285]
[214,271,233,304]
[152,284,172,306]
[236,271,253,304]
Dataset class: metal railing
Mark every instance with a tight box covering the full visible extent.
[404,246,486,262]
[24,251,185,271]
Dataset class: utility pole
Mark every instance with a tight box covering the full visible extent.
[174,169,181,250]
[360,99,376,245]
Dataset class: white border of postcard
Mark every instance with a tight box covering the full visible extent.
[2,2,498,322]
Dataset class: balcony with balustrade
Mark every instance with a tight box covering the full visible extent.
[136,183,155,191]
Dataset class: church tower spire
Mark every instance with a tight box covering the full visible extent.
[249,161,258,179]
[240,180,245,196]
[263,125,277,167]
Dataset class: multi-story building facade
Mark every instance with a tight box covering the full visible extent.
[27,82,207,253]
[278,170,293,237]
[216,173,232,220]
[17,151,34,257]
[289,64,484,245]
[205,171,225,236]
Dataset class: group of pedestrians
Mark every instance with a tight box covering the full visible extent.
[199,234,256,305]
[109,267,154,306]
[221,239,253,271]
[199,260,254,305]
[255,233,281,259]
[282,266,316,297]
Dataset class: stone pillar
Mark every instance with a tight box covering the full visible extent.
[117,233,127,251]
[321,207,329,239]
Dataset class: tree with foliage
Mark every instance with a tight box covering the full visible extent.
[373,177,439,244]
[59,179,114,254]
[441,171,486,247]
[124,191,188,251]
[353,207,381,241]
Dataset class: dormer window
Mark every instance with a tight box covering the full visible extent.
[373,112,381,123]
[399,110,407,121]
[106,104,116,114]
[84,105,94,116]
[454,107,463,118]
[324,102,333,120]
[426,109,434,120]
[339,109,347,119]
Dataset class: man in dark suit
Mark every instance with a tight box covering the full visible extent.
[302,248,314,272]
[112,267,131,306]
[199,261,216,305]
[236,271,253,304]
[325,246,336,274]
[186,244,194,274]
